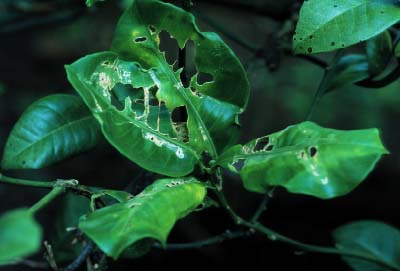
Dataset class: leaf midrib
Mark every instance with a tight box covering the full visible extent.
[12,114,94,160]
[135,0,218,159]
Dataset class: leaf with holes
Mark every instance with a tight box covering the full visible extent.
[65,0,249,177]
[293,0,400,54]
[79,177,206,259]
[1,94,101,170]
[218,122,388,199]
[0,209,42,265]
[366,31,393,77]
[333,221,400,271]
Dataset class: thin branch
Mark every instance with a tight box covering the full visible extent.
[0,173,55,188]
[29,186,64,214]
[213,181,400,271]
[251,188,275,223]
[153,230,250,250]
[63,241,94,271]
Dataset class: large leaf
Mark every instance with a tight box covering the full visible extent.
[293,0,400,54]
[65,0,249,177]
[79,177,206,259]
[218,122,388,199]
[0,209,42,265]
[1,94,101,170]
[366,31,393,77]
[334,221,400,271]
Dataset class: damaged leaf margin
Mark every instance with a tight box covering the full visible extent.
[66,0,249,177]
[218,122,388,199]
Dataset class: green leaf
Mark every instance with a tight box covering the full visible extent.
[366,31,393,77]
[1,94,101,170]
[0,209,42,265]
[307,53,370,117]
[293,0,400,54]
[85,0,105,7]
[50,194,90,263]
[66,0,249,177]
[218,121,388,199]
[79,177,206,259]
[334,221,400,271]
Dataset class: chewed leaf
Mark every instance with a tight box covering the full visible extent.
[79,177,206,259]
[66,0,249,176]
[293,0,400,54]
[218,122,388,199]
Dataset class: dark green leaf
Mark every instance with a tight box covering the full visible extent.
[50,194,90,263]
[319,54,370,94]
[293,0,400,54]
[218,121,388,199]
[121,239,153,259]
[307,54,370,117]
[366,31,393,77]
[0,209,42,265]
[334,221,400,271]
[79,177,206,259]
[66,0,249,176]
[1,94,101,170]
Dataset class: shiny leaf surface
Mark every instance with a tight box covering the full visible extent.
[293,0,400,54]
[79,177,206,259]
[0,209,42,265]
[1,94,101,170]
[334,221,400,271]
[218,122,388,199]
[66,0,249,176]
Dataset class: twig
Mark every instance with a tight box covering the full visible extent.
[29,186,64,214]
[153,230,250,250]
[63,241,94,271]
[44,241,59,271]
[250,188,275,222]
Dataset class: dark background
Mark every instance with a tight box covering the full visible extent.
[0,0,399,270]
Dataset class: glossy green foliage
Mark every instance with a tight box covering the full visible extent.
[366,31,393,77]
[1,94,101,170]
[79,177,206,259]
[66,0,249,177]
[51,195,90,263]
[0,209,42,265]
[293,0,400,54]
[334,221,400,271]
[218,122,387,199]
[318,54,370,95]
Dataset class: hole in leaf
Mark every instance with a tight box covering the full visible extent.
[171,106,188,123]
[134,37,147,43]
[197,72,214,85]
[266,145,273,151]
[233,159,245,171]
[309,146,317,157]
[159,30,179,66]
[111,83,144,110]
[254,136,269,152]
[149,25,156,34]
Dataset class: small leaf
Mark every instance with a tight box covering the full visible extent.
[79,177,206,259]
[307,53,370,118]
[218,121,388,199]
[1,94,101,170]
[85,0,105,7]
[66,0,249,176]
[293,0,400,54]
[50,194,90,263]
[366,31,393,77]
[320,54,370,94]
[0,209,42,265]
[334,221,400,271]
